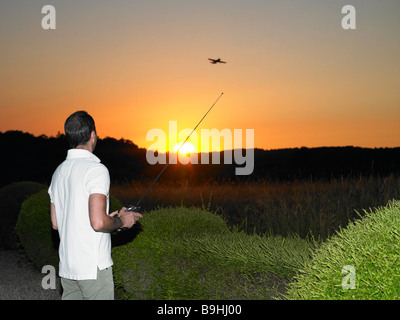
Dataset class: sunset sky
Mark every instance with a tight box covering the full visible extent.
[1,0,399,152]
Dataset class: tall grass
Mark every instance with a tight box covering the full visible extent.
[111,175,400,240]
[285,200,400,299]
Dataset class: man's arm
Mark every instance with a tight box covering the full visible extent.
[89,193,124,232]
[50,203,57,230]
[89,193,142,232]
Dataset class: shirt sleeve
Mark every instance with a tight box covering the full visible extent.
[85,164,110,197]
[48,184,53,203]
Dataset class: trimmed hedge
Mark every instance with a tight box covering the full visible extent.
[16,189,123,271]
[285,200,400,300]
[16,189,59,269]
[112,207,315,300]
[0,181,46,249]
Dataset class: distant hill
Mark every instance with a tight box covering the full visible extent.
[1,130,399,188]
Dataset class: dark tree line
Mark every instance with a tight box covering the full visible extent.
[1,130,399,188]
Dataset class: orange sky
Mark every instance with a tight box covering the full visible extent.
[1,0,399,151]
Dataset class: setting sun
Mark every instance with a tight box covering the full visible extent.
[172,141,197,155]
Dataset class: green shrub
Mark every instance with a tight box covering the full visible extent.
[285,200,400,300]
[16,189,123,271]
[0,181,46,249]
[16,189,58,270]
[112,207,315,300]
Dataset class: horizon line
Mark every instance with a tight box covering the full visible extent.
[1,129,399,151]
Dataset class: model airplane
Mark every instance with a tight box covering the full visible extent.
[208,58,227,64]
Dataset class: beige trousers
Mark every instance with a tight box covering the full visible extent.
[61,267,114,300]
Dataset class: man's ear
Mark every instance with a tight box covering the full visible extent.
[90,130,97,151]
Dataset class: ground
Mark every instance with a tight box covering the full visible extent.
[0,250,61,300]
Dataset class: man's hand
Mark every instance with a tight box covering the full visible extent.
[117,207,143,229]
[89,194,143,232]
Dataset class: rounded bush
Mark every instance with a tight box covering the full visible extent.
[16,189,58,270]
[0,181,46,249]
[16,189,123,271]
[112,207,230,299]
[285,200,400,300]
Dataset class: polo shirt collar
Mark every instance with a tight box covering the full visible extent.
[67,149,101,163]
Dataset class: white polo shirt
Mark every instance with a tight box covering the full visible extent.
[48,149,113,280]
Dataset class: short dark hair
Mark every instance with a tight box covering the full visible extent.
[64,111,96,148]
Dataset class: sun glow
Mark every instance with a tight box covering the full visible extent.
[172,141,197,155]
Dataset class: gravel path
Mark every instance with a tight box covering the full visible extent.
[0,250,61,300]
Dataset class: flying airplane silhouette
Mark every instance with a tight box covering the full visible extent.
[208,58,227,64]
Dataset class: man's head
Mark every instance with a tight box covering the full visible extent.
[64,111,97,150]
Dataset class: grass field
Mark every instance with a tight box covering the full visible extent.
[111,175,400,240]
[10,175,400,299]
[110,175,400,299]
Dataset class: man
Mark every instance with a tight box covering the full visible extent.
[48,110,142,300]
